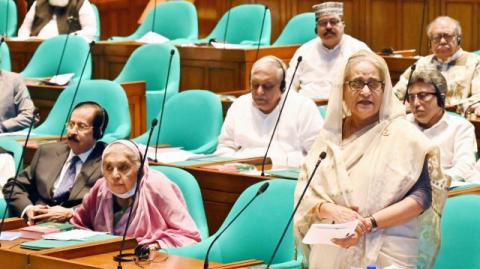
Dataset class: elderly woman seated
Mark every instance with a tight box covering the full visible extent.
[71,140,201,249]
[294,50,450,268]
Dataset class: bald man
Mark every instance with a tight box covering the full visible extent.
[215,56,323,168]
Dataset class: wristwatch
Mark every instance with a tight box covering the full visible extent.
[368,215,378,232]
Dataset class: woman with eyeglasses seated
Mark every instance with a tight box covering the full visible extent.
[71,140,201,249]
[294,50,449,269]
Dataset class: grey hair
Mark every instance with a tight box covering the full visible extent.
[426,16,462,38]
[409,68,447,95]
[251,55,286,83]
[103,143,141,170]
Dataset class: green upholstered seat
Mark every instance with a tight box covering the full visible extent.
[0,0,17,37]
[1,41,11,70]
[273,13,316,46]
[0,137,23,171]
[150,165,209,240]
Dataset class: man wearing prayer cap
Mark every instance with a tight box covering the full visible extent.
[285,1,371,99]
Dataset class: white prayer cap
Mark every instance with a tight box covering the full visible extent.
[313,2,343,18]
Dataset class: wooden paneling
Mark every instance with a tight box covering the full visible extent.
[440,0,480,53]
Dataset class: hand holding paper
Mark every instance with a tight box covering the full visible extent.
[302,220,358,246]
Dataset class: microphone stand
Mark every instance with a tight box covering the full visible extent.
[260,56,303,176]
[0,108,39,246]
[3,0,9,37]
[403,64,416,105]
[59,41,95,141]
[114,119,158,269]
[151,0,158,33]
[254,6,268,61]
[221,3,233,49]
[203,182,270,269]
[266,152,327,268]
[153,49,175,162]
[53,17,76,83]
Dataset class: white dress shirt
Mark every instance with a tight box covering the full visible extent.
[21,145,94,217]
[18,0,97,40]
[0,153,15,199]
[215,91,324,168]
[286,34,371,99]
[407,112,478,182]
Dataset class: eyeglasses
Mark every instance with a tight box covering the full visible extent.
[406,92,437,103]
[65,121,93,132]
[317,18,341,27]
[345,80,384,93]
[431,33,456,44]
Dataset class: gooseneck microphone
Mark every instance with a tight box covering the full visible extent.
[53,17,76,80]
[260,56,303,176]
[59,41,95,141]
[266,151,327,268]
[221,3,233,47]
[0,108,39,245]
[254,6,268,61]
[3,0,9,37]
[403,63,416,105]
[203,182,270,269]
[153,49,175,162]
[114,119,158,269]
[151,0,158,33]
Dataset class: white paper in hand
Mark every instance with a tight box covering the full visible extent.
[302,220,358,246]
[42,229,106,241]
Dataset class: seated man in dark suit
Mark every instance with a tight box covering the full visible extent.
[3,101,108,225]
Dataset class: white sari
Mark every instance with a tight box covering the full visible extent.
[294,51,450,269]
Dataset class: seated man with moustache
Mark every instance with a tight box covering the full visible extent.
[2,101,108,225]
[406,68,478,184]
[215,55,323,168]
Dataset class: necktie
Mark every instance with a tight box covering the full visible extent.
[53,155,81,200]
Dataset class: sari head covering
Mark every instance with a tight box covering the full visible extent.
[72,140,201,247]
[294,50,449,268]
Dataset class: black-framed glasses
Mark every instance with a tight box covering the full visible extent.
[406,92,437,103]
[431,33,456,44]
[345,79,384,93]
[65,121,93,132]
[317,18,341,27]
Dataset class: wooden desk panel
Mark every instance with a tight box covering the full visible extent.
[27,81,147,137]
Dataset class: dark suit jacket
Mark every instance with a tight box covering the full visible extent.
[2,141,106,216]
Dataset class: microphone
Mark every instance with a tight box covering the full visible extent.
[266,151,327,268]
[153,49,175,162]
[53,17,76,81]
[260,56,303,176]
[203,182,269,269]
[254,6,268,61]
[114,119,158,269]
[221,3,233,48]
[403,63,416,105]
[3,0,9,37]
[151,0,158,33]
[59,41,95,141]
[0,108,39,245]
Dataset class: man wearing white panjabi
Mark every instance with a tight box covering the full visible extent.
[286,2,371,100]
[215,56,323,168]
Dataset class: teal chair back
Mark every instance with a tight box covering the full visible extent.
[133,90,222,154]
[318,105,327,118]
[473,50,480,55]
[20,35,92,80]
[113,43,180,124]
[166,180,299,267]
[111,1,198,41]
[33,80,131,143]
[0,0,17,37]
[0,137,23,171]
[150,166,208,240]
[1,41,11,71]
[433,195,480,269]
[273,13,316,46]
[91,3,101,40]
[204,4,271,46]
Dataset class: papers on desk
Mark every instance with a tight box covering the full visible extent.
[0,131,33,137]
[210,41,249,49]
[46,73,74,86]
[137,31,170,44]
[138,145,205,163]
[0,231,21,241]
[302,220,358,246]
[42,229,106,241]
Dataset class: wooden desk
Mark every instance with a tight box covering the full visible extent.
[29,239,228,269]
[27,81,147,137]
[448,186,480,197]
[382,55,416,85]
